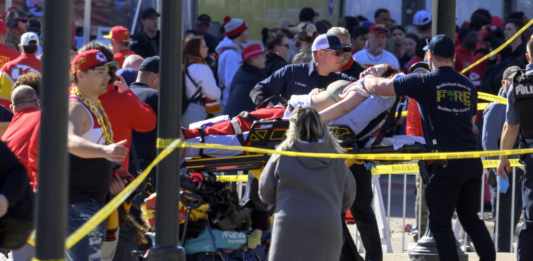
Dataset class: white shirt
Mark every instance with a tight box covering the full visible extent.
[352,49,400,70]
[185,63,221,101]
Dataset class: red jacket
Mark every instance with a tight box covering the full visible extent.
[99,83,156,170]
[1,107,40,190]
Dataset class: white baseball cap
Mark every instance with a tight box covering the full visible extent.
[20,32,39,46]
[311,34,348,52]
[413,10,432,26]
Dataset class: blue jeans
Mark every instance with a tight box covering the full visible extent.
[66,200,105,261]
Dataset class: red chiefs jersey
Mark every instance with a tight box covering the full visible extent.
[0,53,42,107]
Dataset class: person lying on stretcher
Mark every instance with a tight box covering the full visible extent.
[286,64,399,130]
[287,62,430,126]
[284,62,430,149]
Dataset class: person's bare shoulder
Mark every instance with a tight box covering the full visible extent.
[68,100,90,135]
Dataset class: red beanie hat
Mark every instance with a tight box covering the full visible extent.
[223,16,247,38]
[242,42,264,61]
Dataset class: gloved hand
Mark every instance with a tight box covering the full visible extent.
[247,229,262,249]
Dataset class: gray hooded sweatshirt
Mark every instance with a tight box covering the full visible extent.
[259,140,356,261]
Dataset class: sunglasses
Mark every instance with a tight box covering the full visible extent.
[17,18,28,23]
[325,47,353,56]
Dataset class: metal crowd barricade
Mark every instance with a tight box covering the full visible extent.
[349,162,522,257]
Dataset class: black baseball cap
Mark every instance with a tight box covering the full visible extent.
[141,7,160,20]
[423,34,455,58]
[139,56,160,73]
[299,7,319,22]
[196,14,211,25]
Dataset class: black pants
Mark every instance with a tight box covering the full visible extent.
[425,159,495,261]
[490,168,522,252]
[518,156,533,261]
[341,164,382,261]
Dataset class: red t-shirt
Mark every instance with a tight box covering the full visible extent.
[99,84,156,170]
[1,107,40,190]
[114,49,136,68]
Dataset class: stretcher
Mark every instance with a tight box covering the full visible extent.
[182,98,427,173]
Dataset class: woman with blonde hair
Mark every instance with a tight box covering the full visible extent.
[259,107,356,261]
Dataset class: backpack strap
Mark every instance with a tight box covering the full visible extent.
[184,67,203,103]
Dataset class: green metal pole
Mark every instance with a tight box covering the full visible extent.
[148,0,185,260]
[35,0,72,259]
[432,0,456,39]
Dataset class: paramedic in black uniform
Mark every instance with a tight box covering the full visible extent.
[349,34,496,261]
[249,33,354,106]
[497,36,533,261]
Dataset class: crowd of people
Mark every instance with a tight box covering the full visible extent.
[0,3,531,261]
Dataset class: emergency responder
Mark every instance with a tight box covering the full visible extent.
[249,33,354,106]
[497,36,533,261]
[349,34,496,261]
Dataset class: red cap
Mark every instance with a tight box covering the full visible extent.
[71,49,111,73]
[242,42,264,60]
[104,26,130,43]
[0,19,6,35]
[491,16,503,28]
[369,24,389,34]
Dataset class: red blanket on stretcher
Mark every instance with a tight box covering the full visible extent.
[183,107,285,139]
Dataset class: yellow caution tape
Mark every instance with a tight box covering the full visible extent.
[213,159,524,180]
[167,139,533,161]
[478,92,508,105]
[482,159,523,168]
[371,163,419,175]
[461,19,533,75]
[217,175,249,183]
[156,137,175,149]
